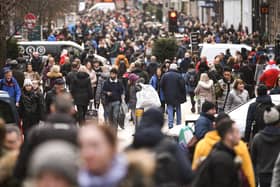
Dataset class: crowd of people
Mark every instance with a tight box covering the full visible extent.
[0,3,280,187]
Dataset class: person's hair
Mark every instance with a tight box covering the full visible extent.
[257,84,268,96]
[110,68,118,74]
[5,125,21,137]
[53,93,73,113]
[223,66,232,73]
[50,65,60,73]
[216,119,235,140]
[93,125,117,148]
[215,113,230,127]
[233,79,244,90]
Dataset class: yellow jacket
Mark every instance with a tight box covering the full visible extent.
[192,130,255,187]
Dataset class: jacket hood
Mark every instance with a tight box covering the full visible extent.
[198,80,213,89]
[258,126,280,144]
[256,95,272,104]
[203,131,221,147]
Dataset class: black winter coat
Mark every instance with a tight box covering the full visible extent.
[71,72,93,106]
[160,69,186,105]
[19,90,44,120]
[203,142,241,187]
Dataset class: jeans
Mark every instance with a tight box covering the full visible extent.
[107,101,120,131]
[167,104,181,128]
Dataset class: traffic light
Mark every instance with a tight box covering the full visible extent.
[168,10,178,33]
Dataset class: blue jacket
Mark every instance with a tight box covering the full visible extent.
[150,75,165,101]
[0,77,21,103]
[194,113,214,140]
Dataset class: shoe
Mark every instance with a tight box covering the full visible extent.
[191,107,196,113]
[168,126,173,129]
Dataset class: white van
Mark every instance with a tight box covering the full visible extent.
[200,43,252,62]
[89,3,116,12]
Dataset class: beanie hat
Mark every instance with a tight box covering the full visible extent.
[23,79,33,87]
[28,141,78,185]
[128,73,139,82]
[202,101,215,113]
[140,108,164,128]
[3,67,12,74]
[263,106,280,125]
[257,84,267,96]
[169,63,178,70]
[55,78,65,85]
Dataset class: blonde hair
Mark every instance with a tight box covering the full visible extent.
[50,65,60,73]
[200,73,209,82]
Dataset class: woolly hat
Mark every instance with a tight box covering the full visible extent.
[169,63,178,70]
[263,106,280,125]
[55,78,65,85]
[128,73,139,82]
[3,67,12,74]
[202,101,216,113]
[23,79,33,87]
[28,141,78,185]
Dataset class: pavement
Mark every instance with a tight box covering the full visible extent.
[94,97,199,151]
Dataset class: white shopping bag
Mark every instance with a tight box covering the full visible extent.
[136,83,161,110]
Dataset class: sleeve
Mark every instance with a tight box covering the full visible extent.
[225,92,233,112]
[125,58,130,68]
[194,119,208,140]
[250,137,258,175]
[259,72,265,84]
[245,104,254,142]
[149,77,155,88]
[15,82,21,103]
[115,56,120,67]
[192,142,203,170]
[271,154,280,187]
[174,144,194,185]
[88,79,94,100]
[92,72,97,85]
[238,142,256,187]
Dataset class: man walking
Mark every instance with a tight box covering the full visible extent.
[160,63,186,129]
[102,68,124,131]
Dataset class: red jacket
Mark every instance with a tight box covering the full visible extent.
[259,68,280,89]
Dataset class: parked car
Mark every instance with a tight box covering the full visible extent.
[169,94,280,138]
[0,91,18,125]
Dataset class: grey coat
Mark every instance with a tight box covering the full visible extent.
[272,153,280,187]
[225,89,249,112]
[216,78,234,111]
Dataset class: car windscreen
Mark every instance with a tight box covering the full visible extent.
[0,100,15,124]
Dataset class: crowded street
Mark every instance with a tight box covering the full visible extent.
[0,0,280,187]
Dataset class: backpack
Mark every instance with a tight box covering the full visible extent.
[185,72,197,87]
[214,82,223,98]
[154,138,181,187]
[253,102,275,133]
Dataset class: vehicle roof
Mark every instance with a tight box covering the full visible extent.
[18,41,84,51]
[200,43,252,62]
[89,2,116,12]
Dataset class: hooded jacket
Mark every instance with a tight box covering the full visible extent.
[193,130,255,187]
[194,113,215,140]
[251,126,280,178]
[71,72,93,106]
[245,95,273,142]
[259,68,279,89]
[194,80,215,103]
